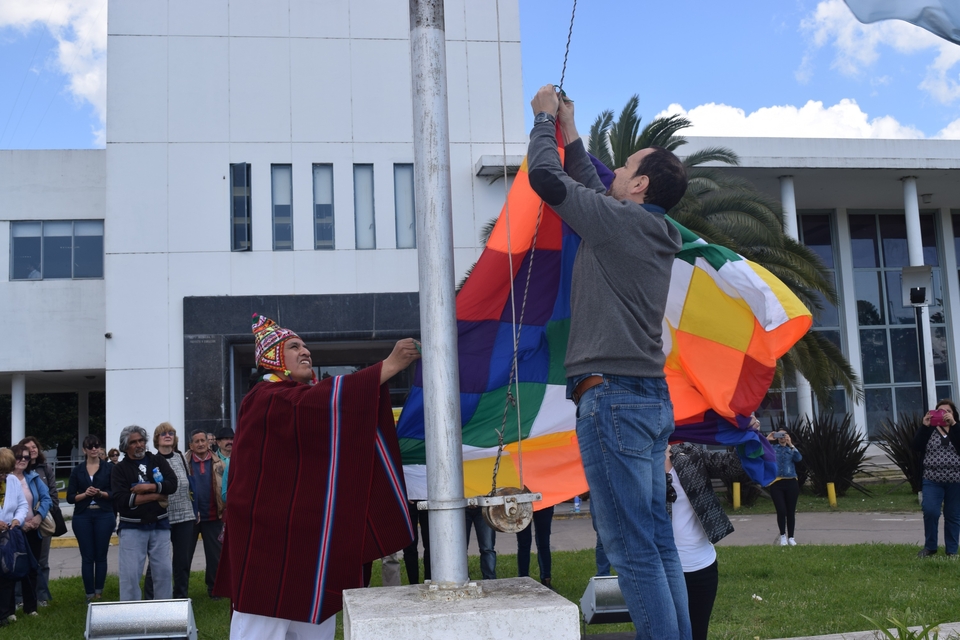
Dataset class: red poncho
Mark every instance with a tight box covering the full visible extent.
[213,363,414,624]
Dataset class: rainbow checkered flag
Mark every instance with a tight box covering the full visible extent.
[397,136,812,504]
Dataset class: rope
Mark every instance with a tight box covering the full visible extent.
[558,0,578,95]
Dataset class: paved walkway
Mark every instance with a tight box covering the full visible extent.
[49,503,927,581]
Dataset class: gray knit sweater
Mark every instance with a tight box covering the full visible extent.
[527,123,681,379]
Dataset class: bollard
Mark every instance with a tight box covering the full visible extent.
[733,482,741,510]
[827,482,837,507]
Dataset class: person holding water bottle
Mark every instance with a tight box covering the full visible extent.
[111,425,178,601]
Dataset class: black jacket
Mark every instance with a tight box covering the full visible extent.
[111,452,177,526]
[67,459,115,516]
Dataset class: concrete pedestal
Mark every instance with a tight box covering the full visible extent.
[343,577,580,640]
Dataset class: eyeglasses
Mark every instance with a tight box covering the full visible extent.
[86,445,101,450]
[108,454,119,459]
[16,455,31,462]
[159,431,176,437]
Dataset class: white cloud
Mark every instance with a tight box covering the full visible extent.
[655,99,940,139]
[0,0,107,145]
[800,0,960,105]
[935,118,960,139]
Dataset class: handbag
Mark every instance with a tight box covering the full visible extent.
[38,505,68,538]
[0,527,36,579]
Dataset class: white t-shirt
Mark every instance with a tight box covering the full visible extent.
[670,468,717,572]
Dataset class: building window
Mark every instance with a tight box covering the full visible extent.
[271,164,293,251]
[354,164,376,250]
[10,220,104,280]
[394,164,416,249]
[231,163,252,252]
[313,164,334,250]
[850,210,949,438]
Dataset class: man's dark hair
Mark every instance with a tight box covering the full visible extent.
[633,146,687,211]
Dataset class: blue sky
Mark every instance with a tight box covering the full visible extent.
[0,0,958,149]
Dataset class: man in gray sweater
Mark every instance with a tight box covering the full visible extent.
[528,84,690,640]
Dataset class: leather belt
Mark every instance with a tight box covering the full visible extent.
[572,375,603,405]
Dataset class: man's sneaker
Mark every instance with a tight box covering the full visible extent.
[27,612,38,617]
[38,600,48,608]
[7,615,16,623]
[917,548,938,558]
[779,535,788,546]
[788,537,797,546]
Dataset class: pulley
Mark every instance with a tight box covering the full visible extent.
[480,487,535,534]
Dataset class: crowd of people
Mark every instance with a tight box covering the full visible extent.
[0,424,234,627]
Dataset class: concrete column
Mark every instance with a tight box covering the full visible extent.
[835,208,868,438]
[78,391,90,443]
[10,374,25,445]
[903,177,937,409]
[779,176,814,421]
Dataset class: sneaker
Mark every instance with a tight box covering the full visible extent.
[7,615,16,623]
[917,548,938,558]
[27,612,38,617]
[788,537,797,546]
[779,535,787,546]
[38,600,48,608]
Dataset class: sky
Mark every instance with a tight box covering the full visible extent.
[0,0,958,150]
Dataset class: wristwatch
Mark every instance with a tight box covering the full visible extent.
[534,111,556,126]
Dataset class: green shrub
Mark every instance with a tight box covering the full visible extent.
[794,412,869,497]
[876,412,924,494]
[861,609,948,640]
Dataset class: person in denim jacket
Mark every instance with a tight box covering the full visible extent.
[9,443,52,617]
[766,431,802,546]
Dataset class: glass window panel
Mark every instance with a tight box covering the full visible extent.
[394,164,416,249]
[879,214,909,268]
[74,234,103,278]
[817,329,842,351]
[271,165,293,251]
[895,386,923,418]
[816,389,847,424]
[920,213,939,266]
[230,163,251,251]
[854,271,884,325]
[42,221,72,279]
[74,220,103,236]
[11,222,41,280]
[884,270,915,325]
[849,214,879,268]
[932,326,950,381]
[859,329,890,384]
[313,164,334,250]
[800,213,834,268]
[865,388,892,439]
[890,327,920,383]
[785,391,798,424]
[812,288,839,328]
[354,164,376,250]
[937,384,954,403]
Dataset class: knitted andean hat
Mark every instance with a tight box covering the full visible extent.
[252,314,299,374]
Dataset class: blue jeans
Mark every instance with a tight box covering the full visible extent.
[590,505,612,576]
[516,506,554,579]
[72,508,116,596]
[921,478,960,555]
[575,374,691,640]
[465,507,497,580]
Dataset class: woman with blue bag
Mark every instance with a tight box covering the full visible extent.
[9,444,51,617]
[0,448,29,626]
[67,435,116,601]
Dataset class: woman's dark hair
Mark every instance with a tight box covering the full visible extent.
[936,398,959,422]
[634,146,688,212]
[248,366,271,391]
[82,435,101,451]
[18,436,46,466]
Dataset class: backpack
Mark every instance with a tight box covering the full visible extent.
[0,526,36,579]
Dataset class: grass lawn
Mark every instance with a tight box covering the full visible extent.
[6,543,957,639]
[721,480,922,516]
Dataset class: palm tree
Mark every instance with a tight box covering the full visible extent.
[588,95,861,407]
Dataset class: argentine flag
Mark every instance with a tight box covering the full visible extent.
[844,0,960,45]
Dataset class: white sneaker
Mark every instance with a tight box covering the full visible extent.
[779,535,788,546]
[6,615,15,623]
[788,537,797,546]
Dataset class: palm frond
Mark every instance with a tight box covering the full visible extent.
[637,114,691,150]
[683,146,739,168]
[608,95,642,168]
[587,110,614,170]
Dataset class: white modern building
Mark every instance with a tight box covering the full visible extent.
[2,0,960,450]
